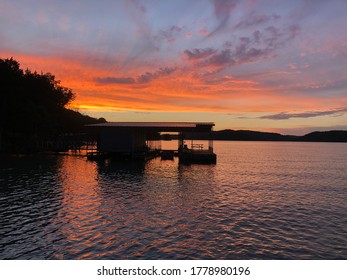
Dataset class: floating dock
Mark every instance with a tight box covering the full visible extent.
[179,148,216,164]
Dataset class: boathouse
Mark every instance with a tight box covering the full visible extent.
[86,122,216,163]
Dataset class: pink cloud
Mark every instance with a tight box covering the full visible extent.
[198,27,210,36]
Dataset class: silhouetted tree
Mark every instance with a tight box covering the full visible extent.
[0,57,105,152]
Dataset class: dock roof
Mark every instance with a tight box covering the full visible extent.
[87,122,215,132]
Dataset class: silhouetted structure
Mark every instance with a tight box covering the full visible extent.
[86,122,216,163]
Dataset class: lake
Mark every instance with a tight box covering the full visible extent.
[0,141,346,259]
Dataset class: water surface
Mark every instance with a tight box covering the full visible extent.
[1,141,346,259]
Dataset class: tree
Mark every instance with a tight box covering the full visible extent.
[0,57,104,152]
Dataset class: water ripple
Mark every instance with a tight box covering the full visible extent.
[1,142,347,259]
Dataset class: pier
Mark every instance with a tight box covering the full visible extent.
[86,122,217,163]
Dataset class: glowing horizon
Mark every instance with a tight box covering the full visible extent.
[1,0,347,134]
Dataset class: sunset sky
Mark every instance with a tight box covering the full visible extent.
[1,0,346,134]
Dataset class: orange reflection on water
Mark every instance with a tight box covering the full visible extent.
[56,155,101,258]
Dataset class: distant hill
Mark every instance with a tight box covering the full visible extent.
[211,130,347,142]
[211,129,298,141]
[165,130,347,142]
[298,131,347,142]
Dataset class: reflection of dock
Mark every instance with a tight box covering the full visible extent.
[161,150,175,160]
[86,122,217,164]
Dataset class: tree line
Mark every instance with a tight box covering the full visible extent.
[0,57,106,152]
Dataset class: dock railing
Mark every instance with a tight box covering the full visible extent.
[191,143,204,150]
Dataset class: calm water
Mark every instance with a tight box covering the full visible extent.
[1,141,346,259]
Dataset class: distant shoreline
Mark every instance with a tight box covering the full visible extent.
[1,130,346,155]
[163,130,347,143]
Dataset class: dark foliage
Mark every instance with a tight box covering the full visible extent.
[0,57,106,152]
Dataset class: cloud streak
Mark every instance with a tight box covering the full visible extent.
[95,67,177,85]
[260,108,347,120]
[95,77,135,85]
[137,67,177,83]
[235,13,280,29]
[154,25,184,44]
[208,0,240,37]
[183,48,217,60]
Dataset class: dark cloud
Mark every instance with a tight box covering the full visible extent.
[204,49,235,66]
[260,108,347,120]
[189,45,270,68]
[183,48,217,60]
[95,67,176,85]
[184,23,300,69]
[95,77,135,84]
[231,36,265,64]
[137,67,176,83]
[264,25,300,48]
[137,72,154,84]
[286,25,300,40]
[253,30,261,43]
[235,13,280,29]
[264,26,282,47]
[188,37,271,67]
[154,25,184,43]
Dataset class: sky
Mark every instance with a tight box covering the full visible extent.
[1,0,347,135]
